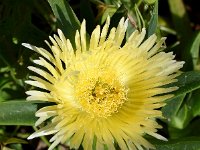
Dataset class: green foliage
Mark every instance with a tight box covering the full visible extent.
[0,136,27,150]
[0,101,37,126]
[0,0,53,101]
[0,0,200,149]
[147,0,158,37]
[153,137,200,150]
[190,32,200,70]
[48,0,80,46]
[162,71,200,129]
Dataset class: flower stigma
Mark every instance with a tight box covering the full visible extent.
[75,67,128,118]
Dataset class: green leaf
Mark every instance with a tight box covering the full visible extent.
[152,137,200,150]
[162,71,200,128]
[168,119,200,139]
[4,138,27,145]
[188,89,200,117]
[134,4,145,31]
[170,103,192,129]
[168,0,193,70]
[172,71,200,96]
[190,31,200,70]
[48,0,80,47]
[168,0,192,40]
[162,94,186,120]
[0,101,37,126]
[144,0,157,5]
[162,94,191,129]
[108,4,127,28]
[2,147,15,150]
[147,0,158,37]
[0,0,49,73]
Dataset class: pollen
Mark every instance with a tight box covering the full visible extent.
[75,67,128,118]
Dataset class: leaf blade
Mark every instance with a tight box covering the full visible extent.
[147,0,158,37]
[47,0,80,46]
[152,137,200,150]
[172,71,200,96]
[0,100,37,126]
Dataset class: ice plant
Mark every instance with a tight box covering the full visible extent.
[23,17,184,150]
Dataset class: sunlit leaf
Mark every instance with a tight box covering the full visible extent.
[162,71,200,128]
[171,71,200,96]
[4,138,27,145]
[168,119,200,139]
[48,0,80,46]
[152,137,200,150]
[190,32,200,70]
[147,0,158,37]
[188,89,200,117]
[0,101,37,126]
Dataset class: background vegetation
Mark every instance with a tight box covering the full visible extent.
[0,0,200,149]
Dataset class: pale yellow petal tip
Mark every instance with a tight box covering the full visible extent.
[149,33,157,39]
[25,91,32,95]
[57,28,62,34]
[27,134,35,140]
[24,80,30,84]
[81,19,86,29]
[22,43,35,50]
[27,66,32,70]
[27,66,38,73]
[160,37,167,48]
[148,132,168,142]
[57,28,65,38]
[32,59,42,65]
[75,30,80,39]
[26,96,34,101]
[35,120,42,127]
[141,28,146,34]
[161,37,167,41]
[124,18,129,29]
[180,61,185,66]
[22,43,29,47]
[156,135,168,141]
[118,17,129,30]
[106,15,111,25]
[119,17,125,25]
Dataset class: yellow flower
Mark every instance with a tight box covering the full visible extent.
[23,17,184,150]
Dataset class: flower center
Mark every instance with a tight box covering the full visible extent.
[75,68,128,118]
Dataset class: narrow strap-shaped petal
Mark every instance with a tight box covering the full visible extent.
[27,123,59,139]
[28,66,55,83]
[148,37,167,57]
[139,34,157,53]
[99,16,110,46]
[75,30,81,52]
[51,46,64,73]
[114,18,128,46]
[80,19,87,52]
[89,25,100,50]
[33,57,60,78]
[22,43,54,61]
[27,75,54,91]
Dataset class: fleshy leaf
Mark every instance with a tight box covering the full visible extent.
[151,137,200,150]
[190,32,200,70]
[147,0,158,37]
[162,71,200,129]
[171,71,200,96]
[0,101,37,126]
[47,0,80,47]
